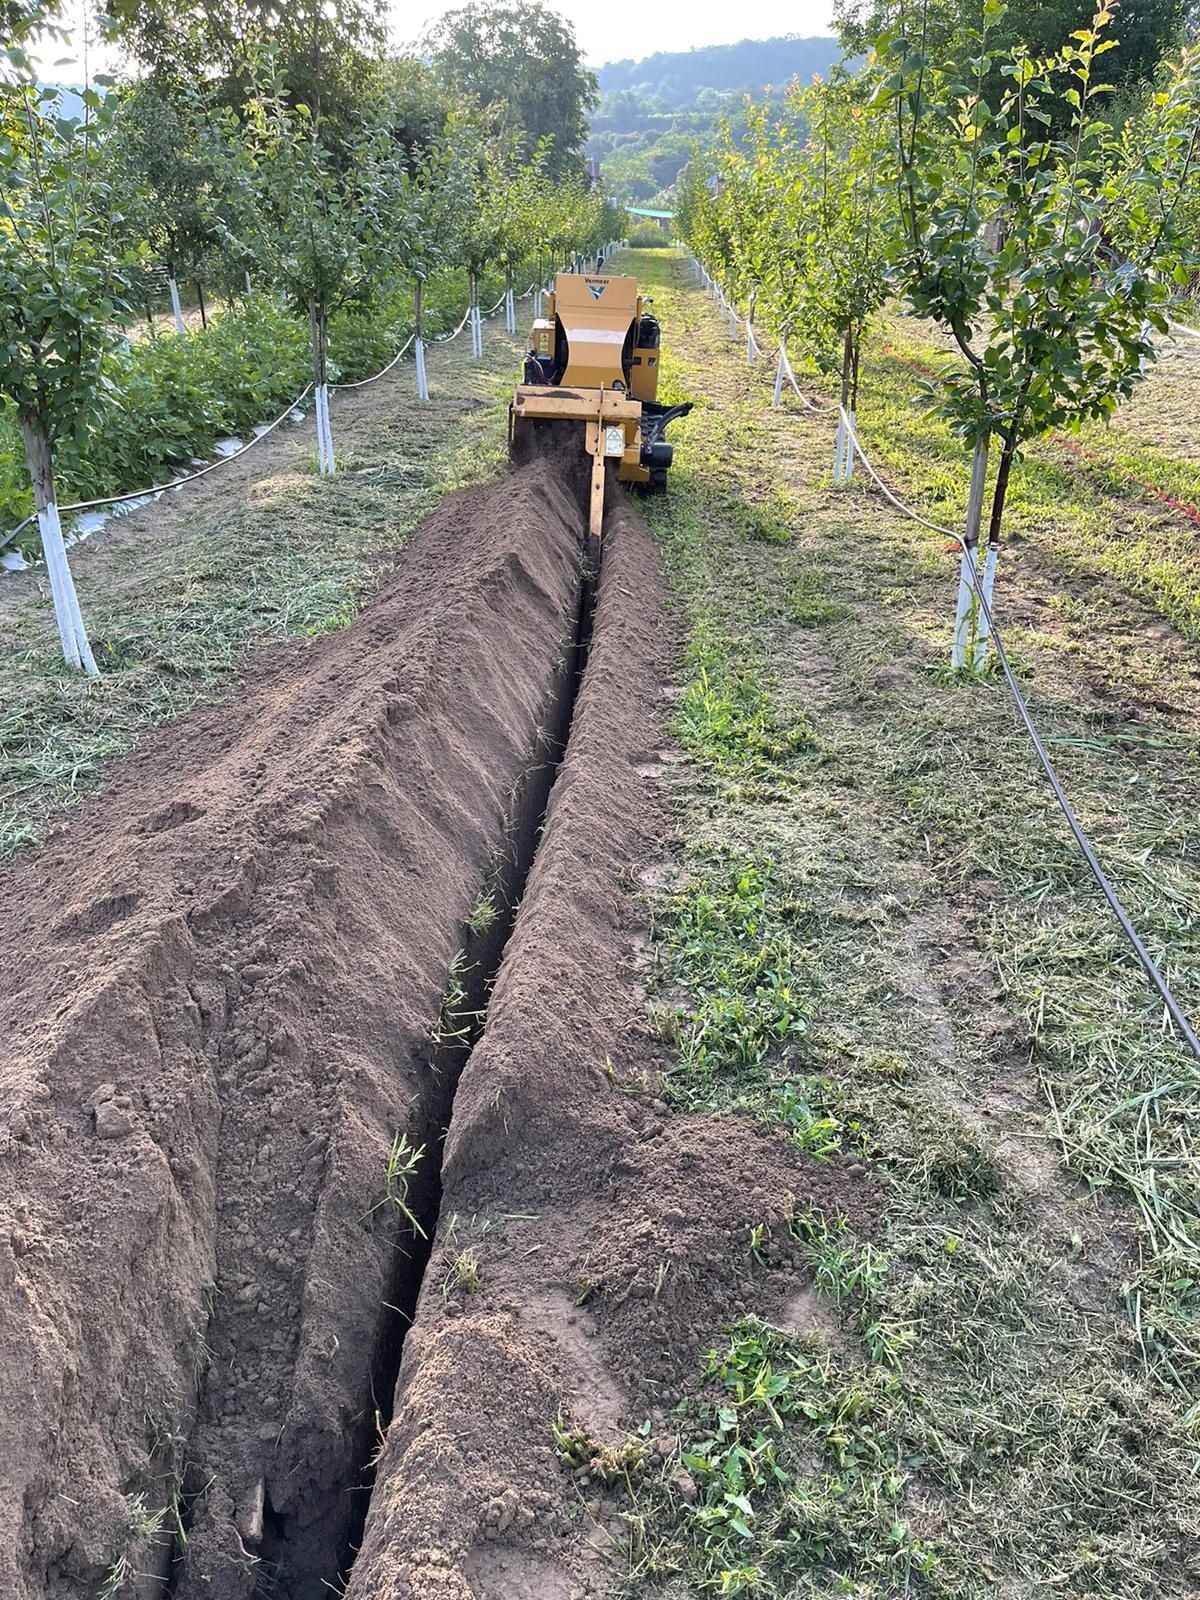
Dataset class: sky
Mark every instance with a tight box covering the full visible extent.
[394,0,838,65]
[32,0,839,78]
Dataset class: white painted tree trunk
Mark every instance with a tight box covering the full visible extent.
[413,279,429,402]
[21,420,98,674]
[315,383,335,475]
[469,273,483,359]
[841,409,856,483]
[168,276,186,335]
[973,542,1000,672]
[505,283,516,334]
[773,346,787,408]
[951,438,991,670]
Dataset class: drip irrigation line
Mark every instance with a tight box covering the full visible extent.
[434,306,474,344]
[836,405,1200,1064]
[333,335,415,392]
[0,383,315,556]
[0,263,548,555]
[776,343,826,413]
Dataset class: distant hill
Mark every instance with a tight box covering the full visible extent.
[589,35,844,205]
[597,36,842,107]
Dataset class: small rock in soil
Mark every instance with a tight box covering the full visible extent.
[94,1102,134,1139]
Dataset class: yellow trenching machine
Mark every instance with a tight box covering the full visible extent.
[509,271,692,541]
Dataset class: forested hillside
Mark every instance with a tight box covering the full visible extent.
[588,34,841,204]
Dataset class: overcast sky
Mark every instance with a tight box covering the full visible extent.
[33,0,838,78]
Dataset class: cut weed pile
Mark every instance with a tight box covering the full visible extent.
[622,249,1200,1597]
[0,312,522,857]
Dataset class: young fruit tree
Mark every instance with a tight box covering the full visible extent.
[877,1,1200,668]
[379,127,472,398]
[455,134,508,359]
[0,77,136,673]
[216,82,394,473]
[780,75,895,481]
[110,80,218,334]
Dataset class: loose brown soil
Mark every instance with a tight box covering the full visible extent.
[0,450,875,1600]
[0,456,581,1599]
[345,493,876,1600]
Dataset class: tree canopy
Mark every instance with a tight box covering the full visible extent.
[423,0,598,176]
[836,0,1186,105]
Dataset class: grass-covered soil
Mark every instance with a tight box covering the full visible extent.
[622,248,1200,1597]
[0,299,523,857]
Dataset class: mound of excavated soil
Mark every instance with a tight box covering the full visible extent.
[0,455,876,1600]
[346,494,877,1600]
[0,458,586,1600]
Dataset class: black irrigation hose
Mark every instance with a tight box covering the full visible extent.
[957,538,1200,1064]
[693,247,1200,1062]
[840,403,1200,1065]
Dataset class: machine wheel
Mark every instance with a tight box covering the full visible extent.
[648,467,669,494]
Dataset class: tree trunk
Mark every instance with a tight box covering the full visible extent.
[973,437,1018,670]
[834,328,855,485]
[469,270,482,359]
[951,436,990,670]
[167,267,185,336]
[196,281,207,330]
[20,417,98,675]
[309,297,334,476]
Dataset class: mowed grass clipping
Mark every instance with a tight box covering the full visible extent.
[619,248,1200,1598]
[0,308,520,857]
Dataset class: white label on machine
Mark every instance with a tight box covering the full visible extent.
[604,425,624,458]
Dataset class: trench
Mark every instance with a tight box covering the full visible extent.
[250,550,600,1599]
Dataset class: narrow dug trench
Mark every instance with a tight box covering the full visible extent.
[0,455,591,1600]
[343,493,879,1600]
[248,565,599,1600]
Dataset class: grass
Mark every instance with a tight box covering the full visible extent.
[363,1133,426,1240]
[0,302,524,858]
[465,891,499,935]
[858,319,1200,640]
[99,1493,171,1598]
[619,248,1200,1597]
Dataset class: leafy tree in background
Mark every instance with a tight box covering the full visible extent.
[379,122,473,397]
[103,0,389,135]
[107,80,219,330]
[423,0,598,177]
[838,0,1185,110]
[213,81,393,472]
[773,76,894,478]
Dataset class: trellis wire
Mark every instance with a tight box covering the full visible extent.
[0,269,555,560]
